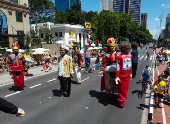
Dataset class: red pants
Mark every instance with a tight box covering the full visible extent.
[117,76,130,108]
[13,71,24,89]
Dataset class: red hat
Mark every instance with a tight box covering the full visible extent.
[11,43,19,49]
[73,42,77,47]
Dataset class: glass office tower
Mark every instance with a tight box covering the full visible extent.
[55,0,81,12]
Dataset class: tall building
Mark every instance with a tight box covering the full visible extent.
[141,13,148,29]
[164,14,170,40]
[55,0,81,12]
[112,0,141,25]
[99,0,113,12]
[128,0,141,25]
[0,0,30,49]
[113,0,125,13]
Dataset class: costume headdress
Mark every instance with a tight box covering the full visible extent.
[11,43,19,49]
[73,42,77,47]
[107,38,117,47]
[60,45,69,51]
[85,43,89,46]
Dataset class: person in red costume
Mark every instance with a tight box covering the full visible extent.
[72,42,82,84]
[99,38,118,99]
[7,43,26,91]
[116,41,132,109]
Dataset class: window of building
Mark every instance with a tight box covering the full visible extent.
[11,0,18,4]
[59,32,62,37]
[55,32,58,37]
[16,12,22,22]
[0,11,8,34]
[41,33,44,38]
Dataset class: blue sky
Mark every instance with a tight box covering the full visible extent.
[52,0,170,39]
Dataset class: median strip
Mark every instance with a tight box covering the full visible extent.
[29,84,42,89]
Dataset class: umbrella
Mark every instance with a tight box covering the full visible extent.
[162,50,167,53]
[24,55,29,58]
[31,48,50,52]
[6,49,25,53]
[166,50,170,54]
[91,43,95,47]
[32,50,45,55]
[25,58,34,63]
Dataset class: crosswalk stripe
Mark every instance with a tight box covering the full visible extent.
[150,55,153,60]
[139,56,144,60]
[144,56,147,60]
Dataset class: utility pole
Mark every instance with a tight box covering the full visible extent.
[102,30,104,49]
[159,15,163,36]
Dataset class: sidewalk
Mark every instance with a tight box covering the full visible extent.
[0,64,58,86]
[152,48,170,124]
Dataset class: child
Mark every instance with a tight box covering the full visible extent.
[42,60,45,71]
[153,75,167,109]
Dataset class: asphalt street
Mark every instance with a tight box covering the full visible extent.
[0,47,154,124]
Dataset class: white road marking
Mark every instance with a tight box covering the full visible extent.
[5,91,21,98]
[81,69,84,70]
[161,99,167,124]
[0,70,57,88]
[29,84,42,89]
[48,97,51,98]
[85,107,88,109]
[150,55,153,60]
[139,56,144,60]
[39,102,41,103]
[47,78,57,82]
[81,77,89,82]
[144,56,147,60]
[138,55,140,58]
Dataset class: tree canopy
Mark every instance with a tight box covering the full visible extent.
[29,0,57,24]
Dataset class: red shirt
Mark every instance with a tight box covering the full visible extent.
[116,54,132,78]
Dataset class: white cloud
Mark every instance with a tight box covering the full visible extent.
[161,4,165,7]
[155,18,160,21]
[149,27,165,39]
[161,4,170,8]
[161,27,165,29]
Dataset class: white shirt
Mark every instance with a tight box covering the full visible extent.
[144,67,151,73]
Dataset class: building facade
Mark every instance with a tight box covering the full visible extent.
[128,0,141,25]
[55,0,81,12]
[31,22,89,52]
[113,0,125,13]
[141,13,148,29]
[112,0,141,25]
[164,14,170,40]
[99,0,113,12]
[0,0,30,49]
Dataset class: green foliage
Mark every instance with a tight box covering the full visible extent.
[24,32,32,49]
[31,36,43,45]
[29,0,57,24]
[91,11,153,44]
[16,31,25,49]
[45,33,53,44]
[168,40,170,43]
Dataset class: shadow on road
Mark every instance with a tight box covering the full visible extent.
[136,104,149,110]
[52,89,60,97]
[89,90,119,107]
[8,86,27,91]
[25,74,34,77]
[163,100,170,106]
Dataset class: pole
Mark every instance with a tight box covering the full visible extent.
[102,30,104,49]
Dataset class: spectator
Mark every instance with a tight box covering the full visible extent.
[41,59,45,71]
[0,97,25,117]
[49,59,53,71]
[45,60,49,72]
[131,42,138,79]
[153,75,167,109]
[0,59,4,73]
[166,62,170,75]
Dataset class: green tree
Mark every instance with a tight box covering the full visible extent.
[45,33,53,44]
[85,11,98,22]
[24,32,32,49]
[29,0,57,24]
